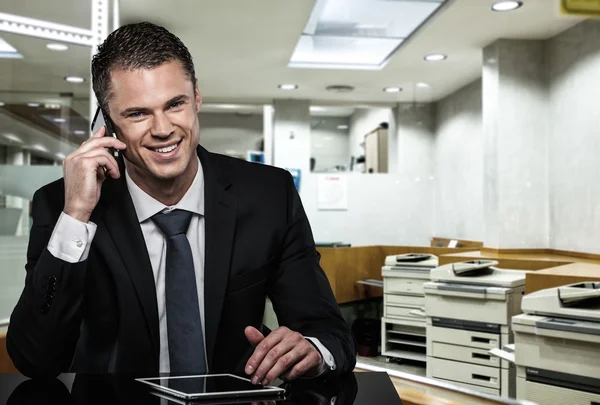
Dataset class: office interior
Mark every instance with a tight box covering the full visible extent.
[1,0,600,404]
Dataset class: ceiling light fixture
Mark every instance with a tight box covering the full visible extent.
[0,102,4,107]
[491,1,523,12]
[55,153,66,159]
[3,133,22,143]
[310,106,326,112]
[383,87,402,93]
[337,125,349,130]
[32,144,48,152]
[417,82,430,88]
[326,85,355,93]
[424,53,447,62]
[27,102,39,107]
[46,43,68,51]
[74,130,86,135]
[278,84,298,90]
[0,12,94,47]
[53,117,66,123]
[65,76,85,84]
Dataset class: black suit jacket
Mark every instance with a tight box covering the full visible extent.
[7,146,356,378]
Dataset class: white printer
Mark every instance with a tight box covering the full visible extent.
[424,260,526,398]
[512,282,600,405]
[381,253,438,364]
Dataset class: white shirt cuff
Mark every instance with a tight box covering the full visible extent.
[46,212,97,263]
[305,337,336,377]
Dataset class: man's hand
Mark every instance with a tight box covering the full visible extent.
[63,126,126,223]
[244,326,323,386]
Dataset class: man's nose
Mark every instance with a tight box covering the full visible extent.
[150,112,175,137]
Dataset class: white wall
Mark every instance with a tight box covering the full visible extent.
[434,80,484,241]
[199,112,263,155]
[300,173,433,246]
[548,20,600,253]
[310,116,350,171]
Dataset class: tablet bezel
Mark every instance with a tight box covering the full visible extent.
[135,373,286,400]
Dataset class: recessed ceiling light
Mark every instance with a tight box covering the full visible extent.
[53,117,66,123]
[32,144,48,152]
[416,82,430,88]
[491,1,523,12]
[337,125,349,130]
[65,76,85,84]
[215,104,239,109]
[74,130,86,135]
[0,102,4,107]
[424,53,447,62]
[55,153,66,159]
[278,84,298,90]
[383,87,402,93]
[310,106,326,112]
[3,134,22,143]
[46,43,69,51]
[326,85,355,93]
[28,103,40,107]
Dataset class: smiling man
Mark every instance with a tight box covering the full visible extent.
[7,22,356,382]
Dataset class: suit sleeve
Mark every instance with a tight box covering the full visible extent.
[7,185,89,378]
[268,171,357,375]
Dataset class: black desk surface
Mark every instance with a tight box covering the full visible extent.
[0,371,401,405]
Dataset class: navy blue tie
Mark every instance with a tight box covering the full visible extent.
[152,209,207,375]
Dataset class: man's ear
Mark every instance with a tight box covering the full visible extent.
[195,81,202,112]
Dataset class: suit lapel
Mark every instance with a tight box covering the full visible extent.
[93,168,160,366]
[199,146,237,368]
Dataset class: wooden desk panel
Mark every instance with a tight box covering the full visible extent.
[318,246,480,304]
[0,330,17,373]
[525,263,600,294]
[437,250,598,271]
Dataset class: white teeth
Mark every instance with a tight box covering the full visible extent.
[154,143,177,153]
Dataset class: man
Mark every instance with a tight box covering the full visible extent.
[7,22,356,383]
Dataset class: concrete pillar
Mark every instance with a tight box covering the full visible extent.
[394,103,435,178]
[272,99,311,174]
[5,147,31,236]
[482,39,549,249]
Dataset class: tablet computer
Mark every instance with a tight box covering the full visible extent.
[136,374,286,401]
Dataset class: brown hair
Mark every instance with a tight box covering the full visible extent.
[91,21,196,113]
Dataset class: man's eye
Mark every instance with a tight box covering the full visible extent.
[128,112,144,118]
[169,101,184,109]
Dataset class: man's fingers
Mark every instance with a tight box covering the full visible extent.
[76,135,126,156]
[246,327,288,381]
[261,348,304,386]
[250,329,304,385]
[280,350,322,381]
[79,152,121,179]
[245,326,265,347]
[91,125,106,138]
[79,149,120,178]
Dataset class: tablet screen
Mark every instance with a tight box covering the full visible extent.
[137,374,285,399]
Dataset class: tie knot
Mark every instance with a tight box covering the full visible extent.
[151,209,193,237]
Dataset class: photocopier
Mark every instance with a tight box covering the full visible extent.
[424,260,526,398]
[380,253,438,364]
[512,282,600,405]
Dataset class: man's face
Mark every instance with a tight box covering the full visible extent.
[107,60,201,182]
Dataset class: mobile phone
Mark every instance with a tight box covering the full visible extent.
[91,105,119,158]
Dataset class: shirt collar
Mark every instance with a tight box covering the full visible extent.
[125,157,204,223]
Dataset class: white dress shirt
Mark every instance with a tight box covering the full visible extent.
[46,157,336,375]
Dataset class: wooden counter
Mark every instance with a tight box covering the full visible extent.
[437,249,600,271]
[317,246,480,304]
[525,262,600,294]
[0,329,17,373]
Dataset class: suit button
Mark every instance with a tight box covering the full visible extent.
[44,295,53,305]
[41,304,50,314]
[48,276,57,286]
[46,285,56,294]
